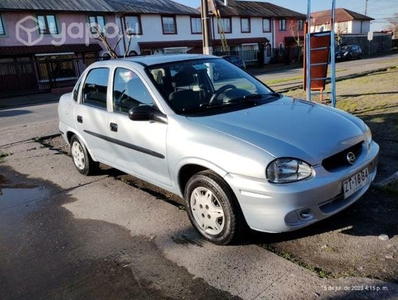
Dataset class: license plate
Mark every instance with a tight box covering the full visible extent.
[343,168,369,198]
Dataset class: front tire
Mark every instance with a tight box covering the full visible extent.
[184,170,243,245]
[70,135,98,175]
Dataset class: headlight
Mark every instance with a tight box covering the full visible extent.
[266,158,313,183]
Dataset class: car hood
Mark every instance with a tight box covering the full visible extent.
[187,97,366,163]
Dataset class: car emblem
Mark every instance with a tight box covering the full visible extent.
[346,152,356,165]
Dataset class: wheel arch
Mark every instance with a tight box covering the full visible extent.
[66,130,98,162]
[177,159,228,197]
[182,167,248,244]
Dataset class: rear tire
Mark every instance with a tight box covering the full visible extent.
[184,170,243,245]
[70,135,98,175]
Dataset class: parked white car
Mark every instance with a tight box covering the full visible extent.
[58,54,379,245]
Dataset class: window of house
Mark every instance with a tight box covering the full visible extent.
[220,18,231,33]
[262,18,271,32]
[298,20,304,31]
[37,15,58,34]
[0,16,5,35]
[191,17,202,34]
[124,15,142,35]
[279,19,286,31]
[83,68,110,109]
[162,16,177,34]
[241,18,250,33]
[89,15,106,34]
[113,68,154,113]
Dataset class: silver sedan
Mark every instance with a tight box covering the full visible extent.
[58,54,379,245]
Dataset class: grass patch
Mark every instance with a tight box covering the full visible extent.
[381,179,398,196]
[0,151,9,163]
[262,244,334,279]
[265,76,303,85]
[336,100,361,113]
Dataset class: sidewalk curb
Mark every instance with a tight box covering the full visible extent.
[0,93,60,110]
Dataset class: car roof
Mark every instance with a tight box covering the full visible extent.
[111,54,220,67]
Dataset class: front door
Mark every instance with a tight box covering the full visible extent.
[107,67,170,188]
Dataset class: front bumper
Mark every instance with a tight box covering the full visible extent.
[225,141,379,233]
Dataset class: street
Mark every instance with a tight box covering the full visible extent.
[1,128,327,300]
[0,102,58,147]
[1,55,398,299]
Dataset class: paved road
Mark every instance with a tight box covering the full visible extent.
[2,135,397,299]
[1,55,398,299]
[0,102,58,147]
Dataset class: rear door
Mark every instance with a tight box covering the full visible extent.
[74,67,111,161]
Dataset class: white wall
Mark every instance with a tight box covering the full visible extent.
[351,20,370,33]
[211,16,272,42]
[312,20,371,34]
[120,14,203,55]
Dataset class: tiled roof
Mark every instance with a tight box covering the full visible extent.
[213,0,306,19]
[109,0,199,14]
[311,8,374,25]
[0,0,199,15]
[138,37,269,49]
[0,44,103,56]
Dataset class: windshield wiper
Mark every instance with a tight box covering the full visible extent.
[181,93,281,114]
[262,92,282,99]
[227,92,281,104]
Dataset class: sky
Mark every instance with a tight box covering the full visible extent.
[173,0,397,31]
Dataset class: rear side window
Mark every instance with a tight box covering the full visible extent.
[72,77,82,102]
[82,68,109,109]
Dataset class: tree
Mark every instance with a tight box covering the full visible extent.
[91,24,135,59]
[335,25,348,48]
[386,12,398,39]
[289,20,303,63]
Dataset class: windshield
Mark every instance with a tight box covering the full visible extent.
[147,57,276,115]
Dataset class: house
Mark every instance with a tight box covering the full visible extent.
[310,8,373,34]
[310,8,392,54]
[0,0,201,96]
[207,0,306,64]
[0,0,309,97]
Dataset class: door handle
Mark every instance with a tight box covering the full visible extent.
[110,122,118,132]
[77,115,83,123]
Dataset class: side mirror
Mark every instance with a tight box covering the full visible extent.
[128,105,167,124]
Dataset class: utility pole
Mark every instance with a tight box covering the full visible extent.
[364,0,368,15]
[201,0,212,54]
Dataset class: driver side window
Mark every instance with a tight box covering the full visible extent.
[113,68,154,113]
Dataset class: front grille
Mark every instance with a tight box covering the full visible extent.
[322,142,363,172]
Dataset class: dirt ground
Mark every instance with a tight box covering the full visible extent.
[43,68,398,284]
